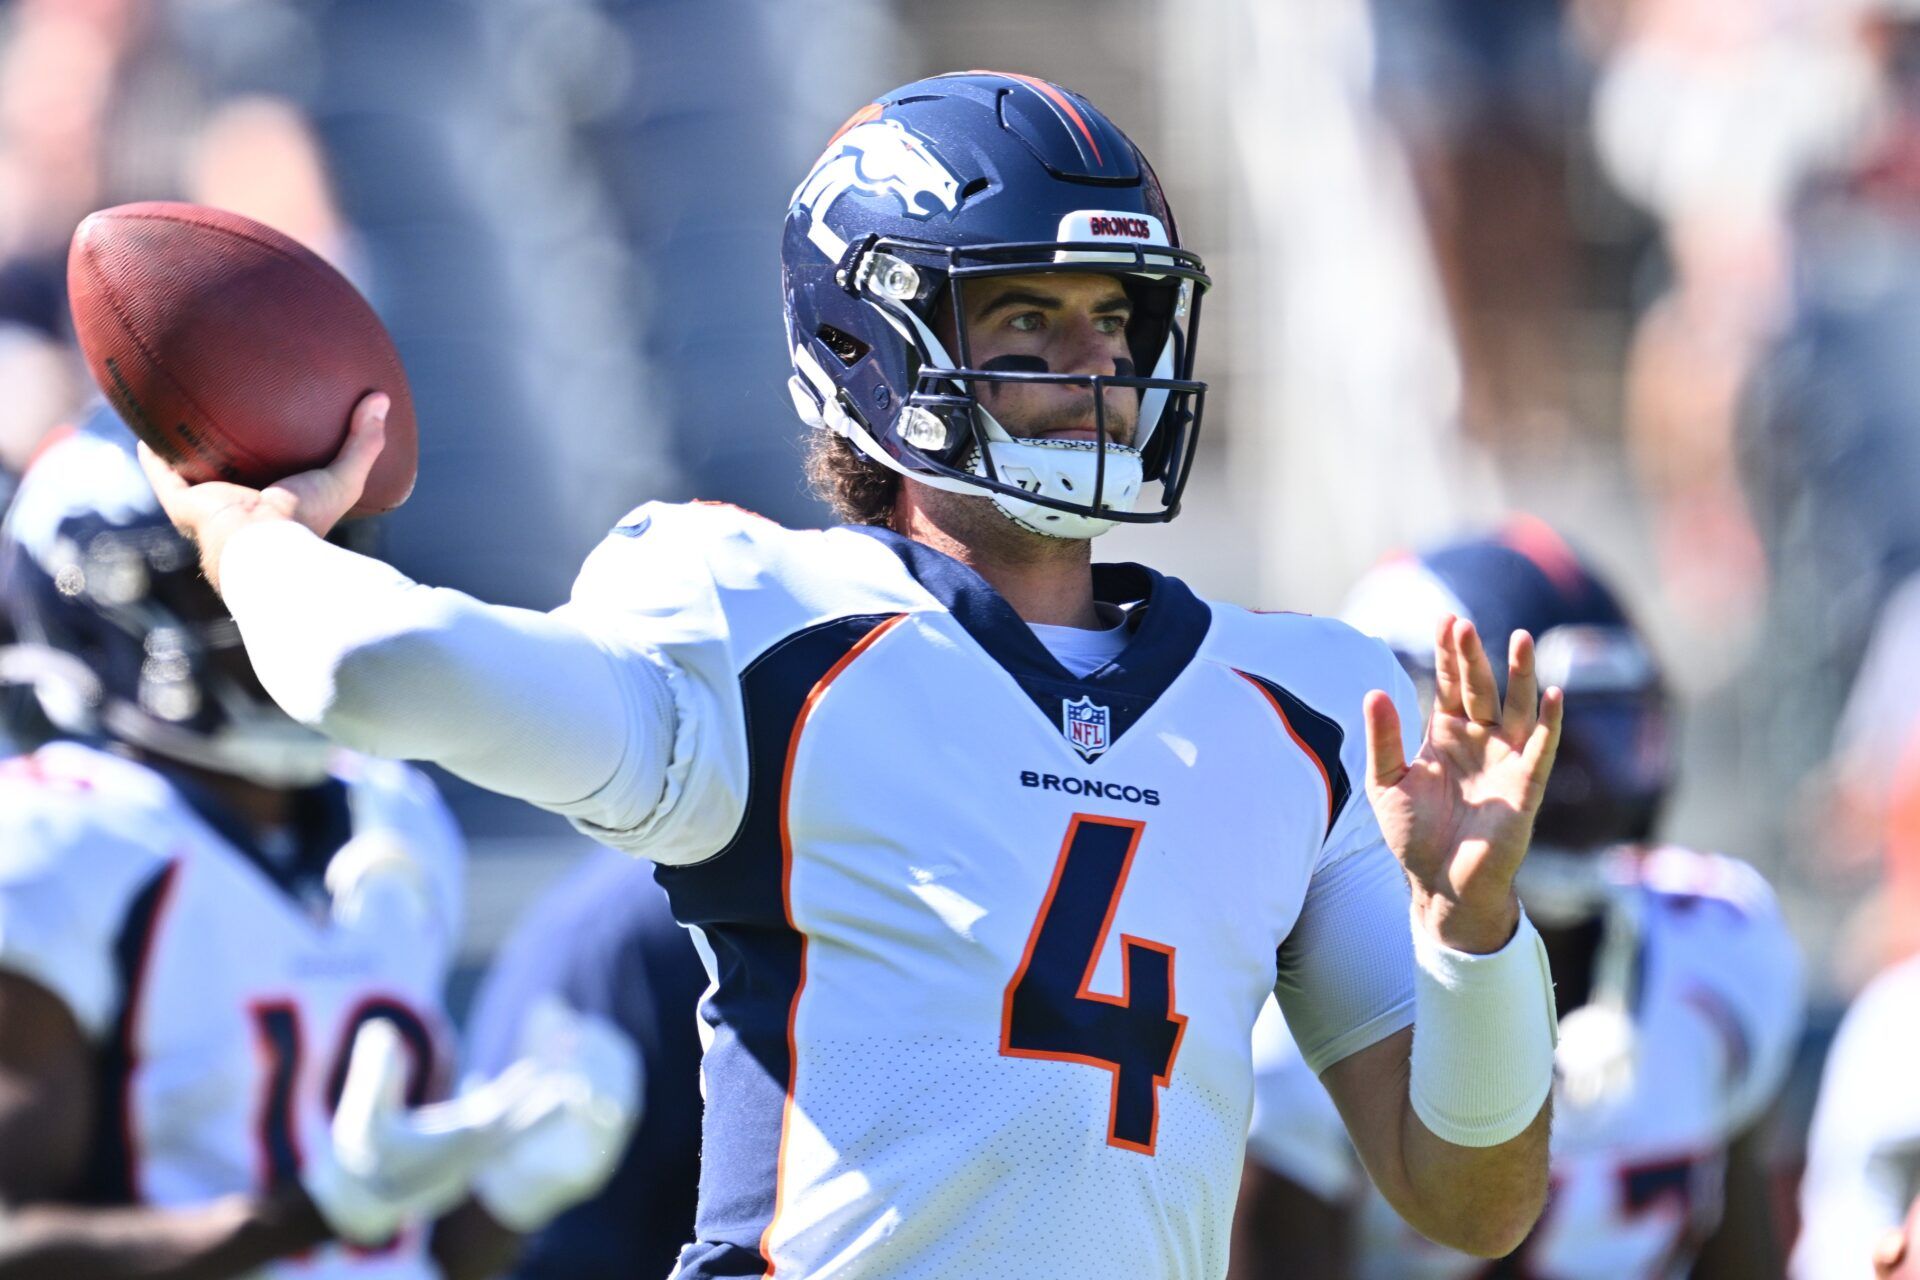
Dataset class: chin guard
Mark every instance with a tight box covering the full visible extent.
[970,436,1145,539]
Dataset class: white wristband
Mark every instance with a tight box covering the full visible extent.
[1409,904,1558,1148]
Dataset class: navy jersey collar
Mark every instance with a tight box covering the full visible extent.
[153,761,352,904]
[850,526,1210,752]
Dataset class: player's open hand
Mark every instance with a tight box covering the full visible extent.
[1363,616,1564,954]
[138,392,388,593]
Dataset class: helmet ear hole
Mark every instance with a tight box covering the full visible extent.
[817,326,870,367]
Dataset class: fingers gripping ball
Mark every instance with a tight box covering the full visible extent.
[67,202,417,517]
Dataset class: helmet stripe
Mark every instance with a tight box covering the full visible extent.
[1497,512,1588,600]
[995,71,1104,167]
[825,101,883,148]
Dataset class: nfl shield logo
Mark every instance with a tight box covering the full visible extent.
[1062,695,1111,760]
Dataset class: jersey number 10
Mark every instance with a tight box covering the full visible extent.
[1002,814,1188,1155]
[247,995,438,1245]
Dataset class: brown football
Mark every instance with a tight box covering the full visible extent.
[66,201,417,516]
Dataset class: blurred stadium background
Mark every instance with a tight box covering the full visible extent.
[4,0,1919,1231]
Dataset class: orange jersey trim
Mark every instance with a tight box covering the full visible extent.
[1235,671,1335,833]
[759,612,909,1277]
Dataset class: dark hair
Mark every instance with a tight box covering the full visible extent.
[804,429,899,526]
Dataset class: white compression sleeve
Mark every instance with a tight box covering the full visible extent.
[1408,905,1558,1148]
[1272,841,1416,1076]
[219,520,665,810]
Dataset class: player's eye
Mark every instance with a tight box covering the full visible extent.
[1094,314,1129,335]
[1008,312,1044,333]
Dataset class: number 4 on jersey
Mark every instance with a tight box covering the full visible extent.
[1002,814,1187,1154]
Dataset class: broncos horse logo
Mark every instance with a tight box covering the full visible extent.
[793,117,963,261]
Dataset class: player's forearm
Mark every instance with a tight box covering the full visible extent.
[1323,902,1556,1257]
[218,520,636,805]
[1324,1030,1550,1258]
[0,1187,330,1280]
[1396,1092,1550,1257]
[1388,904,1555,1256]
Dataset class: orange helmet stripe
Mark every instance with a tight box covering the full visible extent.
[971,69,1104,167]
[824,102,884,147]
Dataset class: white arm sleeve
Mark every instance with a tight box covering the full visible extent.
[1272,839,1416,1074]
[219,521,670,813]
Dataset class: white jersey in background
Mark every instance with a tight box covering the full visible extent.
[226,500,1428,1280]
[1247,844,1803,1280]
[1793,952,1920,1280]
[0,740,465,1280]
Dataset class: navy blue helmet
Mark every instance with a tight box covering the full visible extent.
[0,403,333,785]
[782,71,1209,539]
[1343,517,1673,853]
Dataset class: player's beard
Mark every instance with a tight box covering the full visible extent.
[899,477,1095,564]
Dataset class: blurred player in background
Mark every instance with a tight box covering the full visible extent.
[464,848,706,1280]
[1233,519,1805,1280]
[1795,949,1920,1279]
[0,320,78,756]
[141,73,1567,1277]
[0,407,636,1280]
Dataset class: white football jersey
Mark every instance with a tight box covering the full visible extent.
[1247,844,1804,1280]
[1792,952,1920,1280]
[0,741,464,1280]
[550,502,1425,1280]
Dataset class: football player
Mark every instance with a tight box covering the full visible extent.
[1794,951,1920,1279]
[142,73,1567,1278]
[1233,520,1806,1280]
[0,408,637,1280]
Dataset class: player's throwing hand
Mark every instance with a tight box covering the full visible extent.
[1363,616,1564,954]
[139,391,389,591]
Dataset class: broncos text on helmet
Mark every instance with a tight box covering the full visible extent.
[1341,516,1674,923]
[782,71,1210,540]
[0,402,335,786]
